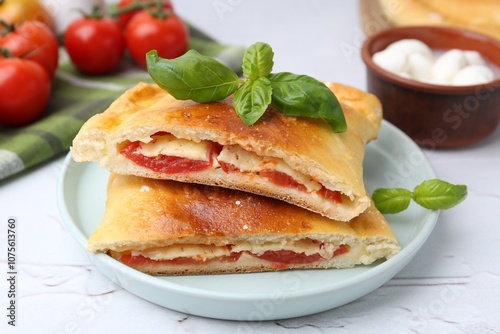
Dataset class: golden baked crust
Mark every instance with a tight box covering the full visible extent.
[88,174,400,276]
[71,82,382,221]
[377,0,500,40]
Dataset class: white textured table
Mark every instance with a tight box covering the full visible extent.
[1,1,499,333]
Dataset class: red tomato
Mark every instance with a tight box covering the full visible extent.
[255,250,324,265]
[254,245,348,265]
[0,21,59,77]
[0,57,51,126]
[318,186,343,203]
[125,11,188,68]
[64,17,125,75]
[120,140,215,173]
[120,252,242,267]
[116,0,173,29]
[259,169,308,192]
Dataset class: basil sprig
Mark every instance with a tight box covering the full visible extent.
[372,179,468,214]
[146,42,347,132]
[268,72,346,132]
[146,49,242,103]
[242,41,274,79]
[233,77,272,125]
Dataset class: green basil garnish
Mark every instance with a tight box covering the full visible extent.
[373,179,467,214]
[372,188,413,214]
[146,42,347,133]
[413,179,468,210]
[146,49,242,103]
[242,42,274,80]
[233,77,272,126]
[268,72,347,133]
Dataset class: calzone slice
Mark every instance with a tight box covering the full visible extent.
[71,82,382,222]
[88,174,400,276]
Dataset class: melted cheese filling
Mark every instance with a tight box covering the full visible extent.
[218,145,322,192]
[136,135,322,192]
[137,134,212,161]
[131,239,343,262]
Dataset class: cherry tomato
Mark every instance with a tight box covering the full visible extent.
[116,0,173,29]
[64,17,126,75]
[0,20,59,77]
[125,11,188,68]
[0,56,51,126]
[0,0,54,31]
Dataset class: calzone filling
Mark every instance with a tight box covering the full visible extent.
[109,239,349,269]
[120,132,344,204]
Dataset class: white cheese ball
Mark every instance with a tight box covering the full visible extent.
[451,65,495,85]
[398,72,413,80]
[386,39,434,59]
[371,39,497,85]
[463,50,486,66]
[372,49,409,76]
[407,53,433,80]
[430,49,467,84]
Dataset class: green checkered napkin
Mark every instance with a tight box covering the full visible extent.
[0,26,245,181]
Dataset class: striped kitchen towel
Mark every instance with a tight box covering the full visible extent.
[0,27,245,181]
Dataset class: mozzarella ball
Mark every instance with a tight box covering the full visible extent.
[407,53,433,80]
[451,65,495,85]
[398,72,413,80]
[463,50,486,66]
[372,49,409,75]
[371,38,497,85]
[430,49,467,84]
[386,38,434,59]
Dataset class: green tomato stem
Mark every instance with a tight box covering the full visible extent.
[0,47,14,58]
[0,19,15,35]
[76,4,105,19]
[109,0,171,19]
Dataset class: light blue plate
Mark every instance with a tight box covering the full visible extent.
[57,120,438,321]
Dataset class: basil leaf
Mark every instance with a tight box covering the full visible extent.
[372,188,413,214]
[233,77,272,126]
[268,72,347,133]
[413,179,467,210]
[242,42,274,80]
[146,49,241,103]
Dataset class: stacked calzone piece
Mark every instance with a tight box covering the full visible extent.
[71,81,401,275]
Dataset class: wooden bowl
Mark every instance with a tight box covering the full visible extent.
[361,26,500,148]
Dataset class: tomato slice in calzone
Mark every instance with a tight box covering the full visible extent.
[88,174,400,276]
[71,82,382,221]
